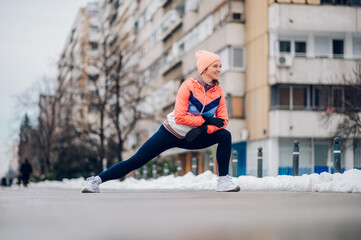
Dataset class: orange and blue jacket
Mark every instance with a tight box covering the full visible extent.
[174,77,229,134]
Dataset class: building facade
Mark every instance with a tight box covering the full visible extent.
[99,0,246,176]
[57,2,101,131]
[59,0,361,177]
[246,0,361,176]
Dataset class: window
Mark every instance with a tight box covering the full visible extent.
[351,0,361,6]
[315,36,330,58]
[185,0,199,14]
[272,85,310,110]
[344,87,361,111]
[321,0,353,4]
[217,46,244,72]
[90,42,98,50]
[353,37,361,58]
[218,47,230,72]
[279,87,290,109]
[232,13,242,21]
[313,87,330,110]
[332,87,344,108]
[231,96,244,118]
[355,141,361,170]
[336,0,348,4]
[293,87,307,109]
[226,94,244,118]
[278,39,307,57]
[314,142,329,174]
[174,16,213,57]
[232,47,243,68]
[332,39,344,58]
[279,41,291,53]
[279,138,293,175]
[295,41,306,57]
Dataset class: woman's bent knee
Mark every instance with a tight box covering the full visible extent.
[218,129,232,143]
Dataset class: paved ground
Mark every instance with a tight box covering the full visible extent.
[1,187,361,240]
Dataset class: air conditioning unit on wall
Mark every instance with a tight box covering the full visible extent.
[276,54,293,67]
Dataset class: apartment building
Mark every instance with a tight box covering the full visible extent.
[245,0,361,176]
[59,0,361,177]
[101,0,246,175]
[57,2,101,130]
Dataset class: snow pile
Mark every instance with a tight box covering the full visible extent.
[236,169,361,193]
[29,169,361,193]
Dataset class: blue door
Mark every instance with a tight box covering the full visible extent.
[232,142,247,176]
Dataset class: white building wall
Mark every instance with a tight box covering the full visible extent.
[246,137,279,177]
[221,71,245,95]
[247,138,269,176]
[269,110,345,138]
[269,58,359,85]
[345,139,355,170]
[268,137,280,176]
[269,4,361,32]
[182,23,245,75]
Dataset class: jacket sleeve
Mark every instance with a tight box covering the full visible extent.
[206,91,229,134]
[174,81,205,127]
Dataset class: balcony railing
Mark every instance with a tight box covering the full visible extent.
[269,57,360,85]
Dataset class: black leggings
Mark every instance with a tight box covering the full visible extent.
[99,125,232,182]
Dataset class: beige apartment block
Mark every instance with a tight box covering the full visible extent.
[246,0,361,177]
[57,2,101,130]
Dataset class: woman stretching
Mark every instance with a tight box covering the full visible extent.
[82,50,240,193]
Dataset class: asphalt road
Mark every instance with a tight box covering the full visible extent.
[1,187,361,240]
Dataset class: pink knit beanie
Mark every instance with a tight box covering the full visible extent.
[195,50,220,74]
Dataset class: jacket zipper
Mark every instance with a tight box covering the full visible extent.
[199,86,207,115]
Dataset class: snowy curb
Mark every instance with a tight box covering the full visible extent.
[28,169,361,193]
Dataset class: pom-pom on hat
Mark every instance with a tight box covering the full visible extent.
[195,50,220,74]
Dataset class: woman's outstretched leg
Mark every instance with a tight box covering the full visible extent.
[82,126,177,193]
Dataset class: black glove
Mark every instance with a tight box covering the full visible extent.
[202,116,225,128]
[185,124,208,142]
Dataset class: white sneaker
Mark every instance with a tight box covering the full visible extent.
[82,176,100,193]
[216,175,240,192]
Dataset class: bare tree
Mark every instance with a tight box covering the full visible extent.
[16,76,59,175]
[323,64,361,146]
[107,53,155,163]
[36,94,56,174]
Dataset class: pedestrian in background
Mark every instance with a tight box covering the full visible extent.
[20,159,33,187]
[82,50,240,193]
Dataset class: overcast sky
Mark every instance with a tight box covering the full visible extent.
[0,0,91,176]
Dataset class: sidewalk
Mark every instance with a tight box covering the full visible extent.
[1,187,361,240]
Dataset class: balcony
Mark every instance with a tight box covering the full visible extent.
[269,110,345,138]
[161,18,182,41]
[269,57,360,85]
[88,31,101,42]
[268,4,361,32]
[138,80,178,114]
[87,49,99,59]
[160,57,182,77]
[161,9,182,41]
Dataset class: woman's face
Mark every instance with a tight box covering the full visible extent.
[204,60,221,82]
